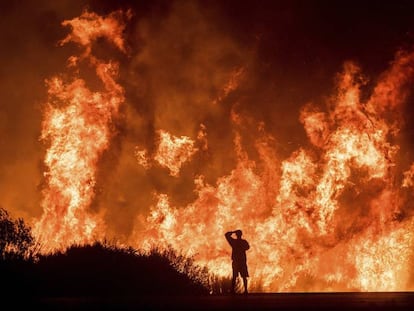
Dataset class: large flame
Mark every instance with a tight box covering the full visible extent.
[33,10,128,252]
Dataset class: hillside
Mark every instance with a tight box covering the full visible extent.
[1,242,211,297]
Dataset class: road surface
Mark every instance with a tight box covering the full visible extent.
[22,292,414,310]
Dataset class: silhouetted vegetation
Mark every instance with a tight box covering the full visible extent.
[0,207,35,260]
[1,241,213,297]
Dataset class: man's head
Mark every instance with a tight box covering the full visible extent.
[235,230,242,238]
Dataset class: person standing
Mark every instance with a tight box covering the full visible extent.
[225,230,250,294]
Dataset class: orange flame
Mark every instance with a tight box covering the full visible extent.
[403,163,414,188]
[132,51,414,292]
[33,10,128,252]
[213,67,245,104]
[135,128,202,177]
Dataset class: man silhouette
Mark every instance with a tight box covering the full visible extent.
[225,229,250,294]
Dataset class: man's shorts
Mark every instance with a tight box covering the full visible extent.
[232,261,249,278]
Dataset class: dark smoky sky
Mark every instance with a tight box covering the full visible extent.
[1,0,414,236]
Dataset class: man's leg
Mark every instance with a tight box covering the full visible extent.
[231,266,237,294]
[242,277,248,294]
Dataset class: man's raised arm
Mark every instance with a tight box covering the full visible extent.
[225,231,234,244]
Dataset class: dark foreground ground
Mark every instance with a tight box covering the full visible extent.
[18,292,414,311]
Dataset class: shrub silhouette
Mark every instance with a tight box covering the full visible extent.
[2,241,211,297]
[0,207,35,260]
